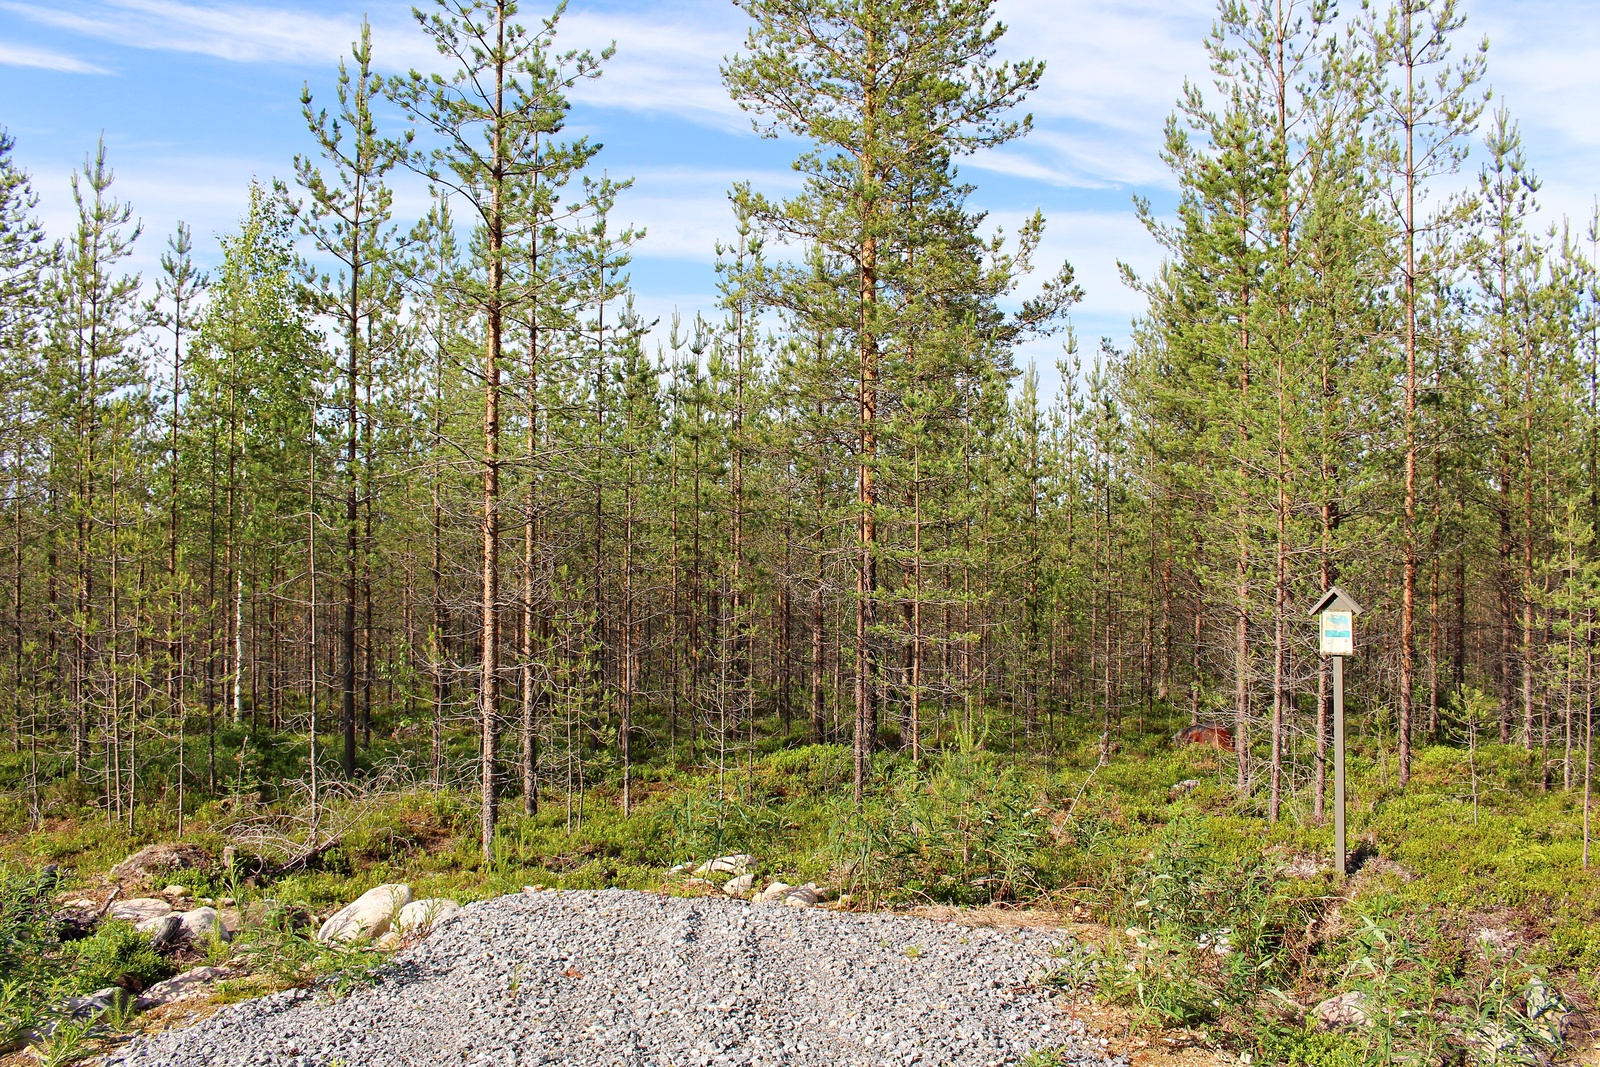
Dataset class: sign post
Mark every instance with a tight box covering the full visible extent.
[1311,587,1362,879]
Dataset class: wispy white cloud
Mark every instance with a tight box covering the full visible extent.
[986,0,1210,188]
[0,41,110,74]
[560,4,747,128]
[617,165,799,261]
[0,0,437,69]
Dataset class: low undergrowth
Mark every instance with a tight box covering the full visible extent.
[2,713,1596,1066]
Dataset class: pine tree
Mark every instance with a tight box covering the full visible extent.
[390,0,609,860]
[725,0,1063,800]
[1368,0,1486,785]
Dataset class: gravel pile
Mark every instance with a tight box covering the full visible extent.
[110,889,1117,1067]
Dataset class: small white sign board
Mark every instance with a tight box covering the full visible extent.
[1320,610,1353,657]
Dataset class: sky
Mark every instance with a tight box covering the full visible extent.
[2,0,1597,384]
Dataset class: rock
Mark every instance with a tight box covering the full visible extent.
[694,854,754,876]
[316,884,413,943]
[161,884,191,901]
[522,884,546,895]
[782,884,822,908]
[134,966,229,1011]
[110,844,210,886]
[723,874,755,898]
[108,897,175,932]
[1314,991,1372,1031]
[667,862,695,876]
[1169,779,1202,799]
[753,881,792,904]
[65,986,131,1021]
[150,914,186,952]
[179,906,231,943]
[395,898,461,935]
[374,931,401,951]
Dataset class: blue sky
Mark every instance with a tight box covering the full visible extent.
[2,0,1597,381]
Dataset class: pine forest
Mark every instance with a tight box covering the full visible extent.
[3,1,1599,1063]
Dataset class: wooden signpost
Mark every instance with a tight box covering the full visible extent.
[1311,586,1362,878]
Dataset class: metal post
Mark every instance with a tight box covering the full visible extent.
[1333,654,1345,879]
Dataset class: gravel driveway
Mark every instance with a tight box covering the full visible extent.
[109,888,1117,1067]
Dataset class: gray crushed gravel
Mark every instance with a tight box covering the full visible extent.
[110,888,1118,1067]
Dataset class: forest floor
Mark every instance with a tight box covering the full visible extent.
[3,715,1599,1066]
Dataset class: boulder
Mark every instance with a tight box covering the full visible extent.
[108,897,174,933]
[782,884,823,908]
[110,844,210,886]
[149,914,186,952]
[160,884,191,901]
[723,873,756,898]
[695,854,753,876]
[374,931,401,951]
[316,884,413,943]
[179,906,230,943]
[65,986,131,1021]
[1168,779,1201,799]
[753,881,792,904]
[667,862,695,876]
[395,898,460,935]
[134,966,228,1011]
[1314,991,1373,1031]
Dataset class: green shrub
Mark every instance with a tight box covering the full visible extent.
[64,921,173,994]
[1257,1025,1369,1067]
[829,741,1048,905]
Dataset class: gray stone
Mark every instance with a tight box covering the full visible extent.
[149,914,186,951]
[108,897,174,932]
[1168,779,1201,799]
[753,881,792,904]
[179,906,231,943]
[66,986,131,1021]
[395,898,461,935]
[782,884,822,908]
[316,884,414,944]
[694,854,754,876]
[1314,990,1373,1030]
[134,966,229,1011]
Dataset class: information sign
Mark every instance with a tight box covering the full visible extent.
[1320,610,1353,656]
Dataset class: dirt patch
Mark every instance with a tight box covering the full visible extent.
[1066,998,1235,1067]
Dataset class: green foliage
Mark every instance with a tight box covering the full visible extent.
[30,1018,96,1067]
[0,862,63,1046]
[63,921,174,995]
[829,742,1048,905]
[1256,1026,1368,1067]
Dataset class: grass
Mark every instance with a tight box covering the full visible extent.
[2,706,1596,1066]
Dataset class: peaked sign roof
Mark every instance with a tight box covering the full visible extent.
[1309,586,1363,617]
